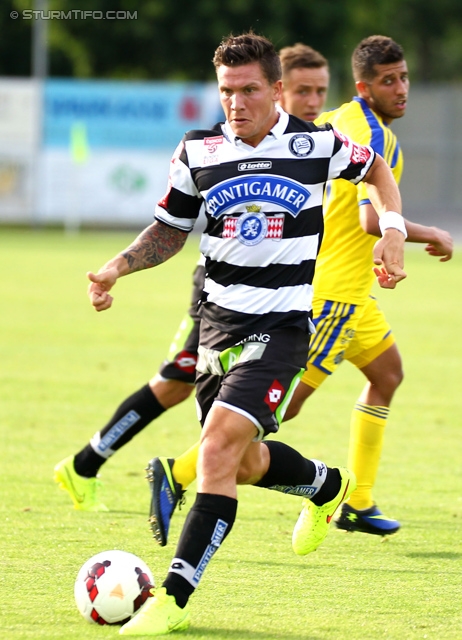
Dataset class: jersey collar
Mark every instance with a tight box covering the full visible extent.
[353,96,390,128]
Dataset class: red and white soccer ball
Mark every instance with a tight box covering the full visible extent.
[74,550,155,625]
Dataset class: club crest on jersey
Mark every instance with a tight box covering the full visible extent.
[223,211,284,244]
[236,211,267,246]
[289,134,315,157]
[206,174,310,218]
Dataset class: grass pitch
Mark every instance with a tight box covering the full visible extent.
[1,228,461,639]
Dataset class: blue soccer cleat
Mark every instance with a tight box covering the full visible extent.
[146,457,185,546]
[335,503,400,535]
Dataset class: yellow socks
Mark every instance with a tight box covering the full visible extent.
[172,441,200,489]
[347,402,389,511]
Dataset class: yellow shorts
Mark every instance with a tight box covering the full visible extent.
[302,296,395,389]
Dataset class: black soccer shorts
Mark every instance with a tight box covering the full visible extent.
[195,321,309,439]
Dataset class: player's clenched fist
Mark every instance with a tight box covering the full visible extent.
[87,268,119,311]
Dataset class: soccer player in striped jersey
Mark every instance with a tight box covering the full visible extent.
[53,43,331,514]
[85,33,406,635]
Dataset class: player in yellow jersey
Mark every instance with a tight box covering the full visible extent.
[147,36,452,551]
[290,35,452,547]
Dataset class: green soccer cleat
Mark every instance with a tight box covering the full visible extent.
[146,457,185,546]
[292,467,356,556]
[119,587,190,636]
[53,455,108,512]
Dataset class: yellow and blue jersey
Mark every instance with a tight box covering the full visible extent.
[314,97,403,304]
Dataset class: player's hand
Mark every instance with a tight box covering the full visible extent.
[87,268,119,311]
[373,229,407,289]
[424,228,453,262]
[373,265,401,289]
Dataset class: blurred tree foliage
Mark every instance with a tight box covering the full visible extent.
[2,0,462,95]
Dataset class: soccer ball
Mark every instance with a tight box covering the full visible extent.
[74,550,155,625]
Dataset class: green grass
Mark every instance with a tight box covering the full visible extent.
[1,228,461,639]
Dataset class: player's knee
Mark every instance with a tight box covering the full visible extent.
[384,366,404,392]
[199,433,238,481]
[374,365,404,399]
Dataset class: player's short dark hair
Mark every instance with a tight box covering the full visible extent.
[279,43,329,80]
[213,32,281,85]
[352,35,404,82]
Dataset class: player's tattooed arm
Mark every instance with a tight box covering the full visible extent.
[87,221,188,312]
[121,221,188,273]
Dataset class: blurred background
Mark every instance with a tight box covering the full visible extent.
[1,0,461,235]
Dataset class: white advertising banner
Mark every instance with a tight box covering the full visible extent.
[38,149,172,229]
[36,78,222,228]
[0,77,223,226]
[0,78,41,222]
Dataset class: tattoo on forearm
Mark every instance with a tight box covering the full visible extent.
[121,222,187,272]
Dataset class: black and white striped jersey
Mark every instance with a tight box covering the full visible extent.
[155,107,375,335]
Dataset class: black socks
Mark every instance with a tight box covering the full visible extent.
[163,493,237,608]
[74,384,165,477]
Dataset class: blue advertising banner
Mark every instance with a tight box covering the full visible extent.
[44,80,223,150]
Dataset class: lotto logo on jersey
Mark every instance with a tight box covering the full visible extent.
[264,379,285,412]
[238,161,272,171]
[207,174,310,218]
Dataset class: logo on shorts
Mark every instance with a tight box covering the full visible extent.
[289,134,315,157]
[264,379,285,412]
[174,350,198,374]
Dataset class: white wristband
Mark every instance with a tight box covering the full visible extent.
[378,211,407,239]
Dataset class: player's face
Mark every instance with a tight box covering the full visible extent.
[217,62,282,147]
[280,66,329,121]
[360,60,409,124]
